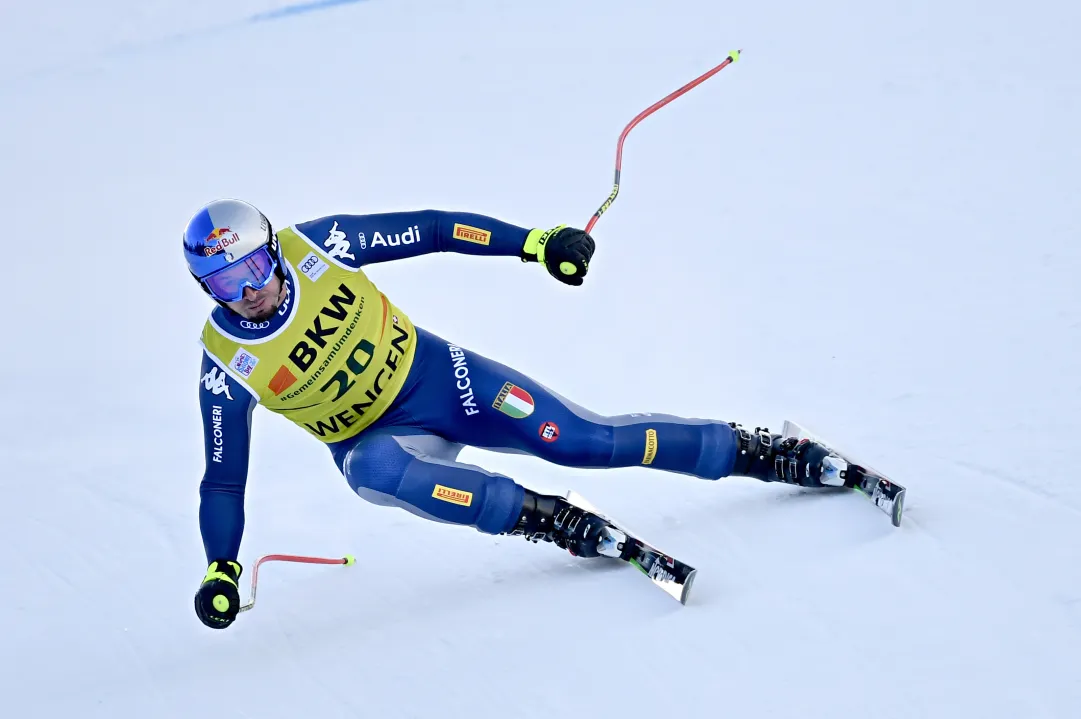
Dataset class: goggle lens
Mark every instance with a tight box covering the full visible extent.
[202,246,277,303]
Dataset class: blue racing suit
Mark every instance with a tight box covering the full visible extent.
[196,209,739,562]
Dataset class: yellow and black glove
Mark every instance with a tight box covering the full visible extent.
[521,225,595,286]
[194,559,242,629]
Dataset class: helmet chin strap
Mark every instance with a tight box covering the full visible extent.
[267,225,287,286]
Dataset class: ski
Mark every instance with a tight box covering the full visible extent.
[565,490,697,604]
[781,420,907,527]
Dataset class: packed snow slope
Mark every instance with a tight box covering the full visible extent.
[2,1,1079,717]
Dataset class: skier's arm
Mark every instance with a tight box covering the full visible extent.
[295,210,595,285]
[197,351,258,564]
[294,210,532,266]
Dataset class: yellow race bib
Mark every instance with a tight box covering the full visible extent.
[200,227,416,442]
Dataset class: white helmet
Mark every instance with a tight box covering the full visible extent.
[182,199,284,303]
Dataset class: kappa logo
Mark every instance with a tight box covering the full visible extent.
[432,484,473,507]
[201,367,233,400]
[324,221,356,261]
[452,223,491,246]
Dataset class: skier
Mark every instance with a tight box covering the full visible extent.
[185,198,845,629]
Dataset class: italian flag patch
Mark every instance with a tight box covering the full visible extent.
[493,382,535,419]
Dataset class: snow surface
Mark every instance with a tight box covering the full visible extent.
[2,0,1080,716]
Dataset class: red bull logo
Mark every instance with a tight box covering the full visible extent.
[203,227,241,257]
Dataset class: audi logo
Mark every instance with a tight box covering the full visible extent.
[240,320,270,330]
[300,257,320,272]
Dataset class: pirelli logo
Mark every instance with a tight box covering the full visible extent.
[433,484,473,506]
[642,429,658,465]
[452,223,491,246]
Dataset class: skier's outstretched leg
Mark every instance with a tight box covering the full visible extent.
[326,327,846,557]
[329,428,611,556]
[387,327,845,488]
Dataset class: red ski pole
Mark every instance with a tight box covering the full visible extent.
[585,49,742,235]
[238,553,355,614]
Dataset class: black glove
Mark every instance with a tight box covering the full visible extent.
[194,559,242,629]
[521,225,595,286]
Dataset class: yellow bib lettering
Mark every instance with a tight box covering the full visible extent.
[200,227,416,443]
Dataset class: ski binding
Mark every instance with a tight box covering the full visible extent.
[782,420,907,527]
[565,490,697,604]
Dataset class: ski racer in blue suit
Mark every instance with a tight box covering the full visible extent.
[184,199,844,629]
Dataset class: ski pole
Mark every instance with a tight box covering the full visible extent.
[585,49,742,235]
[238,553,356,614]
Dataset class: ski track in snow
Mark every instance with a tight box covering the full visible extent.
[2,0,1080,716]
[950,457,1081,518]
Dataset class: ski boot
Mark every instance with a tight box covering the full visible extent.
[505,490,624,558]
[728,423,850,488]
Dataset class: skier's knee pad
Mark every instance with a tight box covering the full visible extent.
[342,434,412,499]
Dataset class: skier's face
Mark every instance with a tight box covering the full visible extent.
[226,275,285,322]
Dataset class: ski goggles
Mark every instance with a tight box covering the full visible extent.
[201,245,278,303]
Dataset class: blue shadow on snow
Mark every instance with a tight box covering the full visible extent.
[250,0,370,23]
